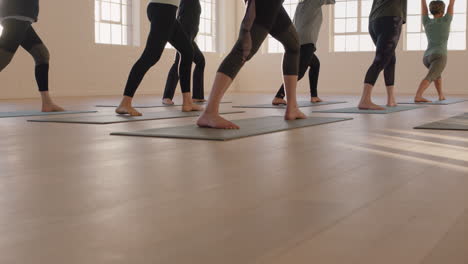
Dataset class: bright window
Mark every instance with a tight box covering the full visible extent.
[406,0,467,51]
[332,0,375,52]
[0,25,3,36]
[197,0,217,52]
[95,0,134,45]
[267,0,300,53]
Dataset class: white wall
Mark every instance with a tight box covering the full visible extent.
[238,5,468,95]
[0,0,238,99]
[1,2,467,99]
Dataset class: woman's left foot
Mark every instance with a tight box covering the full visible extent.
[182,103,204,112]
[42,103,65,112]
[193,99,206,103]
[162,98,175,105]
[311,97,323,103]
[272,97,287,105]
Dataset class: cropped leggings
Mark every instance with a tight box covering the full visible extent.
[124,3,194,97]
[364,16,403,86]
[218,6,300,79]
[423,54,447,82]
[163,26,205,100]
[0,19,50,92]
[275,43,320,98]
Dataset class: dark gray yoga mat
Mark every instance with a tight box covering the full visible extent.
[95,101,231,108]
[414,113,468,131]
[110,116,353,141]
[399,98,466,105]
[28,110,244,124]
[0,110,97,118]
[233,101,346,109]
[313,105,425,114]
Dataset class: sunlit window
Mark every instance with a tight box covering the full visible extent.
[197,0,217,52]
[406,0,467,51]
[332,0,375,52]
[95,0,134,45]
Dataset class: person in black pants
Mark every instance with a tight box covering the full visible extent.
[358,0,407,110]
[162,0,205,106]
[0,0,64,112]
[197,0,306,129]
[117,1,202,116]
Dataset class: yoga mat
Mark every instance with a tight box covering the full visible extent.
[399,98,466,105]
[95,101,231,108]
[28,110,244,125]
[414,113,468,131]
[313,105,425,114]
[110,116,353,141]
[0,110,97,118]
[233,101,347,109]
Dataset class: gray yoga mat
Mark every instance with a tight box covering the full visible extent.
[414,113,468,131]
[0,110,97,118]
[313,105,425,114]
[95,101,231,108]
[110,116,353,141]
[28,110,244,124]
[233,101,347,109]
[399,98,466,105]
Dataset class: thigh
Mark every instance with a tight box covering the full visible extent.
[253,0,284,31]
[145,4,177,56]
[0,19,31,53]
[169,20,193,56]
[269,7,294,36]
[20,25,44,51]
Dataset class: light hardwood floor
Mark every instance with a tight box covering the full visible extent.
[0,94,467,264]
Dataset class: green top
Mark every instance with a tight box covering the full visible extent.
[369,0,407,23]
[423,14,453,57]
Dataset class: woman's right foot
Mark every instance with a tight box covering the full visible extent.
[311,97,323,103]
[162,98,174,105]
[285,107,307,120]
[358,102,385,110]
[42,103,65,112]
[438,95,446,101]
[197,112,240,129]
[272,97,287,105]
[116,105,142,116]
[414,97,432,103]
[182,103,204,112]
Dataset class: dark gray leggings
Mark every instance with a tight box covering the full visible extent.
[218,7,300,79]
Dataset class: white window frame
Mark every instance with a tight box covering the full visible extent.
[196,0,217,52]
[331,0,376,52]
[405,0,467,51]
[95,0,139,46]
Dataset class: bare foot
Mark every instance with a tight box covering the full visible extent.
[197,112,240,129]
[42,103,65,112]
[414,97,432,103]
[387,97,397,107]
[182,103,204,112]
[116,105,142,116]
[193,98,206,103]
[311,97,323,103]
[285,107,307,120]
[162,98,174,105]
[358,102,386,110]
[439,95,446,101]
[272,97,287,105]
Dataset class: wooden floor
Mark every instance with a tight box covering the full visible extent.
[1,93,468,264]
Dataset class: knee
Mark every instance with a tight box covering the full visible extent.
[180,46,194,64]
[30,44,50,65]
[196,54,206,68]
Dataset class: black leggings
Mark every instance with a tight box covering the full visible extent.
[364,16,403,86]
[0,19,50,92]
[124,3,194,97]
[218,5,300,79]
[163,30,205,100]
[275,43,320,99]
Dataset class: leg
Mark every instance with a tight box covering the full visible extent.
[384,54,397,106]
[117,4,177,116]
[169,21,201,112]
[359,17,402,110]
[273,43,314,105]
[197,23,269,129]
[192,41,206,101]
[309,53,322,102]
[21,26,64,111]
[434,78,445,100]
[269,10,306,120]
[162,53,180,105]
